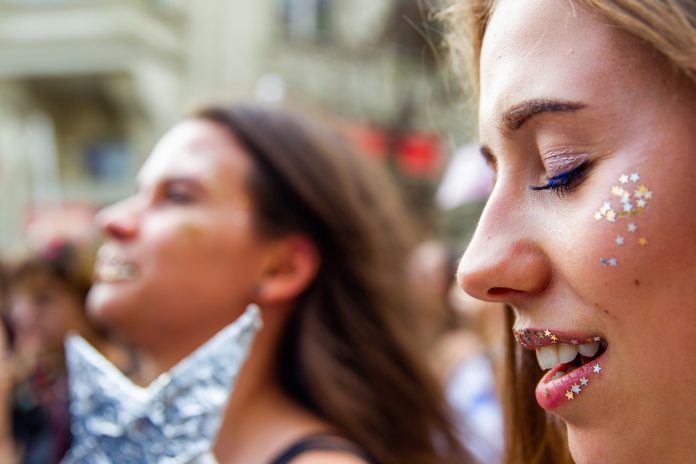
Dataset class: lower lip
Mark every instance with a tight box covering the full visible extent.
[535,352,606,410]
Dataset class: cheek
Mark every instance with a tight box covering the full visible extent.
[559,171,658,308]
[589,171,655,269]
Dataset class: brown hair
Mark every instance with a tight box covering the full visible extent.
[440,1,696,463]
[196,104,471,464]
[10,241,94,303]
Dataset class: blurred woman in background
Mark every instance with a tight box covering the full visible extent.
[87,104,472,464]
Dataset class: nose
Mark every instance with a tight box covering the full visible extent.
[457,198,552,303]
[95,197,140,241]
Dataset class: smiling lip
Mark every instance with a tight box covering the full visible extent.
[94,245,139,283]
[514,328,607,411]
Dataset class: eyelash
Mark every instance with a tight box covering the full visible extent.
[529,160,590,195]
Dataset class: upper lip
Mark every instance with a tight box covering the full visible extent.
[513,327,606,350]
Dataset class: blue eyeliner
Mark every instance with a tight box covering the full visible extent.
[530,161,590,192]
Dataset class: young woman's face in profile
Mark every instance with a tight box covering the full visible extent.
[88,120,270,348]
[457,0,696,461]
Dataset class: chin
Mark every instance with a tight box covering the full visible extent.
[566,424,635,464]
[86,284,132,328]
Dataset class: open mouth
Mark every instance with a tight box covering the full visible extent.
[514,328,607,410]
[94,246,139,283]
[94,260,138,282]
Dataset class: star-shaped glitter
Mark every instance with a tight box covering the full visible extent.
[608,258,617,266]
[611,186,624,196]
[627,223,637,233]
[593,211,602,221]
[619,174,629,184]
[62,305,262,464]
[593,336,601,342]
[638,237,648,246]
[615,236,624,246]
[636,199,647,208]
[593,363,602,374]
[643,191,653,200]
[637,185,649,194]
[571,384,582,394]
[544,329,552,337]
[550,334,558,343]
[606,210,616,222]
[580,377,589,386]
[601,202,611,213]
[629,172,640,182]
[565,391,574,400]
[622,202,633,212]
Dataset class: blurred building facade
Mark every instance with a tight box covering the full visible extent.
[0,0,471,250]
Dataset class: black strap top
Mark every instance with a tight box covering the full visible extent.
[270,434,376,464]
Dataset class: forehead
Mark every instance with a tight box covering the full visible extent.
[138,119,250,186]
[479,0,627,129]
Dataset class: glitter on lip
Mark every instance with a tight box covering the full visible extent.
[535,356,605,410]
[514,327,607,410]
[513,328,605,350]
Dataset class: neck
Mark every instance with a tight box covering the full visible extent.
[213,303,326,462]
[140,319,235,382]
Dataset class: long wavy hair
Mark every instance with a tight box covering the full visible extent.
[197,104,471,464]
[439,1,696,463]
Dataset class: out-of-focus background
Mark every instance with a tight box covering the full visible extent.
[0,3,505,461]
[0,0,488,252]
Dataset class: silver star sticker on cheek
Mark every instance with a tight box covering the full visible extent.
[62,305,262,464]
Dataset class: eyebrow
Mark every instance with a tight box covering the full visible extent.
[502,99,586,130]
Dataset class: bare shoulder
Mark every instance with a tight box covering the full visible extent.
[290,451,370,464]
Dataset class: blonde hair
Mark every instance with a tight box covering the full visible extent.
[440,1,696,464]
[441,0,696,99]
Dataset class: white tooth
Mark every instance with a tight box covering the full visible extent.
[578,342,600,357]
[536,349,544,370]
[540,345,559,370]
[553,371,566,380]
[559,344,579,363]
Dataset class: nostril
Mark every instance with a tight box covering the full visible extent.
[488,287,526,297]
